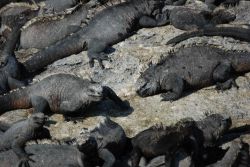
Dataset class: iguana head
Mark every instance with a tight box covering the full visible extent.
[210,114,232,137]
[85,83,104,100]
[136,67,160,97]
[133,0,165,15]
[29,112,46,128]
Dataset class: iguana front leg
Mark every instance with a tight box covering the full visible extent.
[12,136,34,167]
[98,148,115,167]
[30,96,49,113]
[87,39,110,69]
[8,77,26,90]
[213,62,238,90]
[160,74,184,101]
[139,12,170,28]
[59,100,83,114]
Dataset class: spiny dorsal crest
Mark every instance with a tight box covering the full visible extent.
[0,2,38,16]
[21,3,82,30]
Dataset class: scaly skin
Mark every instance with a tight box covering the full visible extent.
[22,0,169,72]
[167,7,235,31]
[0,144,86,167]
[0,113,46,167]
[207,139,250,167]
[136,46,250,101]
[67,117,129,167]
[20,4,88,49]
[0,73,127,115]
[130,118,196,167]
[0,26,27,95]
[167,26,250,46]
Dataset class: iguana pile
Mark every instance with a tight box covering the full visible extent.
[21,0,170,72]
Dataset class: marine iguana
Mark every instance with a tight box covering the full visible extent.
[207,139,250,167]
[0,0,39,9]
[0,144,88,167]
[66,117,130,167]
[0,3,39,35]
[0,26,27,95]
[22,0,169,72]
[136,46,250,101]
[19,0,122,49]
[20,4,88,49]
[130,118,197,167]
[167,7,235,31]
[0,73,127,115]
[0,112,46,167]
[194,114,232,148]
[166,26,250,45]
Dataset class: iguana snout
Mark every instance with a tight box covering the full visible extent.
[136,77,160,97]
[86,84,103,98]
[29,112,46,127]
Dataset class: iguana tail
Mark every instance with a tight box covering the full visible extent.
[167,27,250,45]
[23,30,87,73]
[0,88,31,114]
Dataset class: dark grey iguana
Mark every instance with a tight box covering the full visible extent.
[0,3,38,94]
[19,4,88,49]
[167,7,235,31]
[0,26,27,95]
[166,26,250,45]
[0,2,39,37]
[0,144,88,167]
[0,0,39,9]
[19,0,122,49]
[66,117,130,167]
[0,112,46,167]
[130,118,197,167]
[136,46,250,101]
[0,73,128,115]
[22,0,170,72]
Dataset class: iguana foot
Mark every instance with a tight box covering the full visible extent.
[223,0,240,7]
[216,79,238,91]
[89,53,110,69]
[17,155,35,167]
[160,92,179,102]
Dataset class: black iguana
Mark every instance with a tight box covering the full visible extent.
[136,46,250,101]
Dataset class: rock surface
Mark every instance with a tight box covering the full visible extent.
[1,1,250,140]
